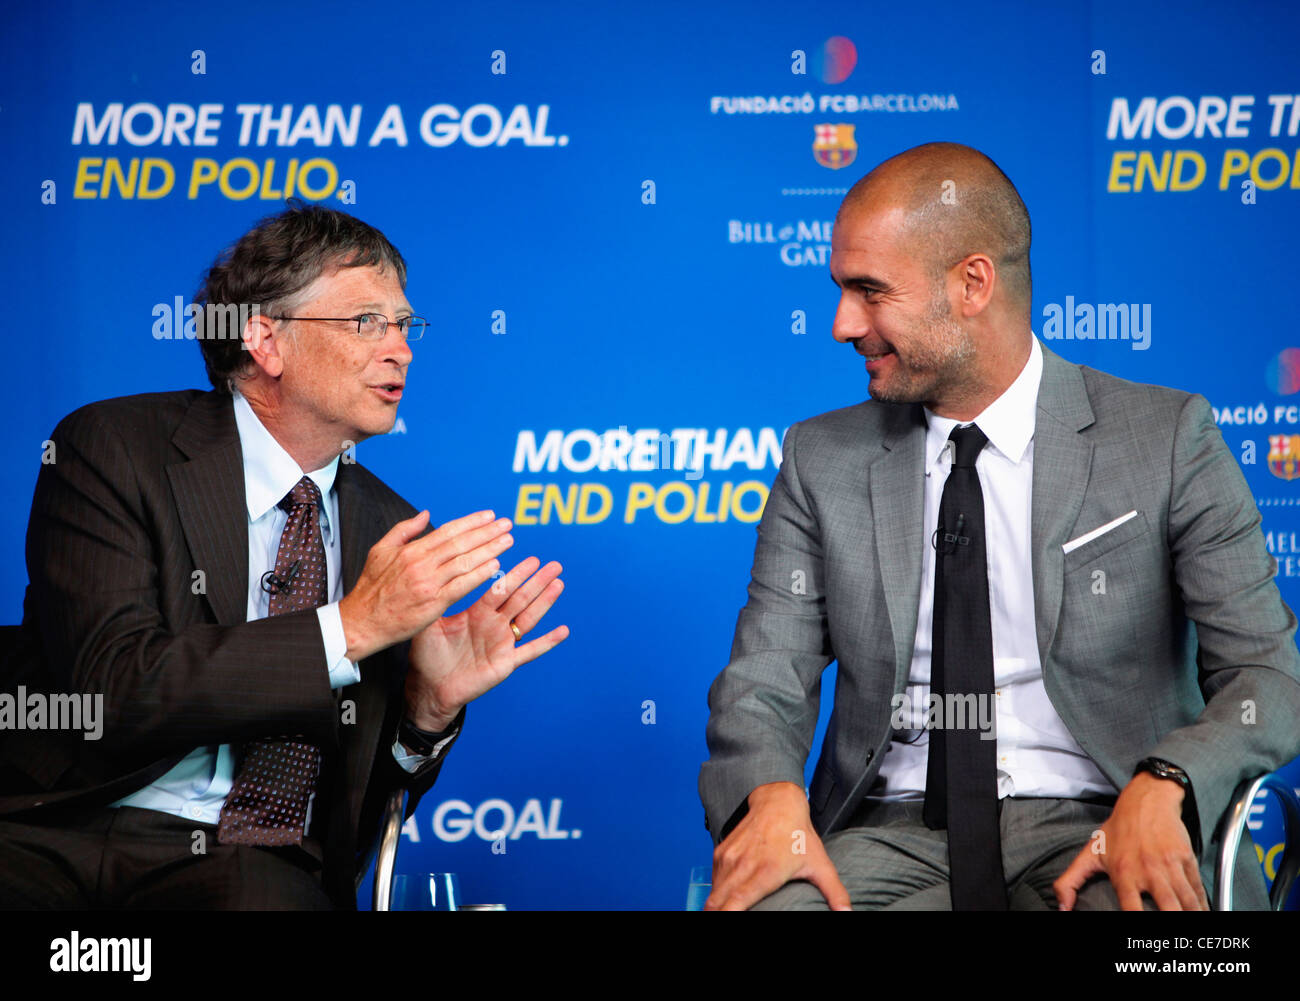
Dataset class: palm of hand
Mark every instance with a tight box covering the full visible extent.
[411,599,518,711]
[404,556,567,726]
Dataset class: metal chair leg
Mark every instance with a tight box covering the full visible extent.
[1215,773,1300,911]
[372,787,408,912]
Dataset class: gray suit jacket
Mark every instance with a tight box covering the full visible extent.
[700,342,1300,905]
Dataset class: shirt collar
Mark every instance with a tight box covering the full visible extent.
[231,390,339,543]
[923,334,1042,471]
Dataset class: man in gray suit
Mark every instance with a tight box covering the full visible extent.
[699,142,1300,910]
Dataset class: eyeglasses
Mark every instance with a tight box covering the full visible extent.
[271,313,428,341]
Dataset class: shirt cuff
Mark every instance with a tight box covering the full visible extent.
[317,602,362,689]
[392,730,458,773]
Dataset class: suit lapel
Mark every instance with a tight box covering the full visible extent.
[166,393,249,627]
[869,403,928,692]
[332,462,394,844]
[866,344,1098,691]
[1030,345,1096,669]
[336,462,380,596]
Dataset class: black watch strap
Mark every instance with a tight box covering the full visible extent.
[399,709,462,756]
[1135,757,1202,855]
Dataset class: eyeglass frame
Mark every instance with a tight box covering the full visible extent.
[269,313,428,341]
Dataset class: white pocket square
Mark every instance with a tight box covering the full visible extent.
[1062,510,1138,555]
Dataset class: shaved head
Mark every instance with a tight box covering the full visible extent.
[839,142,1032,315]
[829,142,1036,419]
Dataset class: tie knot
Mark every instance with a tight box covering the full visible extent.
[279,476,322,513]
[949,424,988,468]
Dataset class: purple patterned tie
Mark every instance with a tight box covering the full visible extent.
[218,476,328,846]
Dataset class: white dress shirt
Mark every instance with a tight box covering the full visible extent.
[867,335,1118,801]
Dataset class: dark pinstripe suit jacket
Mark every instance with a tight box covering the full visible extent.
[0,389,457,907]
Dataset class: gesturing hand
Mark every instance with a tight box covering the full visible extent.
[404,555,570,730]
[1053,771,1208,911]
[705,781,852,911]
[339,509,515,663]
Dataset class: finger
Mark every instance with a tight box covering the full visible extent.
[1114,875,1146,912]
[375,509,431,550]
[722,877,774,911]
[509,579,564,637]
[507,624,569,667]
[703,880,725,910]
[1192,873,1210,911]
[806,860,851,911]
[431,518,514,568]
[429,530,515,589]
[408,512,511,564]
[434,558,503,614]
[1179,855,1210,911]
[711,857,782,911]
[705,878,753,912]
[1159,854,1205,912]
[498,561,562,621]
[1052,848,1100,911]
[1171,876,1202,912]
[1164,863,1201,915]
[703,853,750,911]
[429,508,497,539]
[482,556,541,611]
[1146,874,1183,912]
[703,874,737,912]
[414,509,492,547]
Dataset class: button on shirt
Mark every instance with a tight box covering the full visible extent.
[112,391,445,824]
[867,335,1117,802]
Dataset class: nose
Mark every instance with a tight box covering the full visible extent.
[379,321,414,368]
[831,289,868,345]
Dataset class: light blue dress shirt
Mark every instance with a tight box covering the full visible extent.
[112,390,438,826]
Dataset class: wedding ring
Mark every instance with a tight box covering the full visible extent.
[510,620,522,641]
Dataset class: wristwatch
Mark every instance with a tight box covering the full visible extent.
[1134,757,1202,855]
[399,709,462,757]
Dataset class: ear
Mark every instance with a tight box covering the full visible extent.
[243,310,288,379]
[955,253,996,317]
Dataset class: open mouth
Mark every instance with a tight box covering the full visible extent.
[372,384,404,402]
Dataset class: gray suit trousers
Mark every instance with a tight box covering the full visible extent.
[750,796,1250,910]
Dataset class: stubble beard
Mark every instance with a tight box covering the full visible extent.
[866,291,976,407]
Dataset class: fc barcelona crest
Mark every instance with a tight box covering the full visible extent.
[813,123,857,169]
[1268,434,1300,480]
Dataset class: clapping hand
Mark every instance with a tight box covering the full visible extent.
[404,551,569,730]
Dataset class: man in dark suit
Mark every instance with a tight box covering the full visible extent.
[0,203,569,909]
[700,143,1300,910]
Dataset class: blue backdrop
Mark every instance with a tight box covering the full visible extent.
[2,0,1296,909]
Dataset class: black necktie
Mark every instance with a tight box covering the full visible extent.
[218,476,327,846]
[922,424,1008,910]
